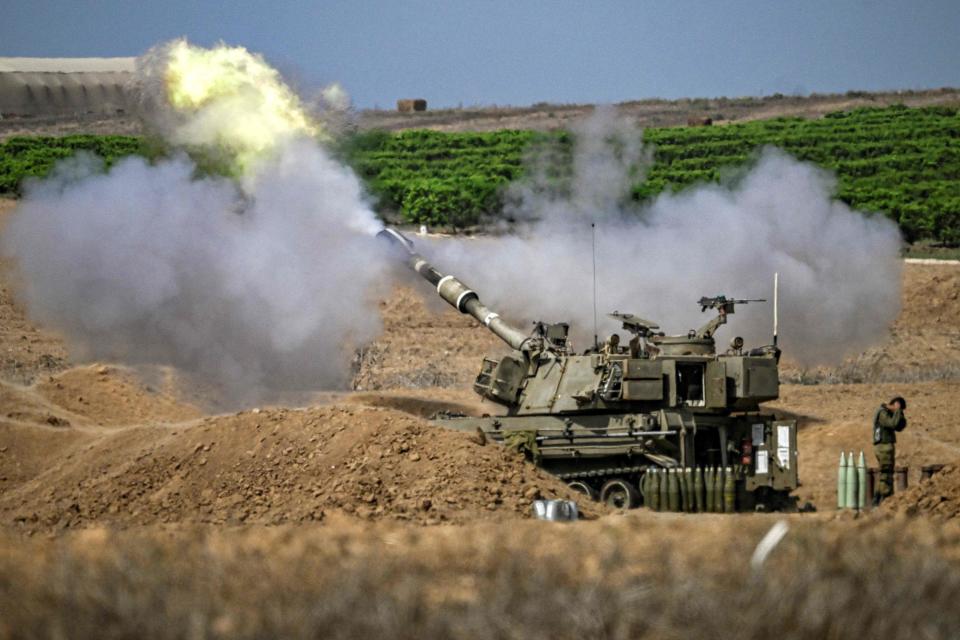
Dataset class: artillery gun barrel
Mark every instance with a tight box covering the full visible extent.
[377,228,530,351]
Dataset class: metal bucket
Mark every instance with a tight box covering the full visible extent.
[894,466,909,493]
[865,468,876,509]
[532,499,579,522]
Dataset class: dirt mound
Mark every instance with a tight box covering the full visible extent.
[883,463,960,520]
[0,403,593,532]
[34,364,203,427]
[900,265,960,327]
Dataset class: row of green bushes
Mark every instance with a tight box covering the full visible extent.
[1,105,958,242]
[338,105,960,242]
[0,135,150,194]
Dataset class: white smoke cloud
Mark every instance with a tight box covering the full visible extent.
[430,109,903,364]
[3,54,903,407]
[319,83,351,112]
[2,43,386,402]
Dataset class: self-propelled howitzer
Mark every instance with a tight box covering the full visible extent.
[377,228,799,511]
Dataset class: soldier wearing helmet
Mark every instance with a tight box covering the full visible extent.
[872,396,907,506]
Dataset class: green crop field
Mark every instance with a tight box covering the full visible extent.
[341,105,960,243]
[0,135,150,195]
[2,105,959,243]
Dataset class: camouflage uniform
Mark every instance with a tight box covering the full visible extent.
[602,334,620,356]
[872,405,906,499]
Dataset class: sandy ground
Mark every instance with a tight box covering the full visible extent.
[1,192,959,536]
[1,196,959,638]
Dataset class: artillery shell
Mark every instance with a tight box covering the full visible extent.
[659,468,669,512]
[845,450,857,510]
[667,469,680,512]
[694,467,705,513]
[647,470,661,512]
[713,466,724,513]
[679,468,689,512]
[837,451,847,510]
[703,467,714,513]
[723,466,736,513]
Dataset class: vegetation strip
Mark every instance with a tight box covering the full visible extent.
[1,105,958,242]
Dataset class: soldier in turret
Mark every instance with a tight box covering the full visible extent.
[603,333,621,356]
[872,396,907,506]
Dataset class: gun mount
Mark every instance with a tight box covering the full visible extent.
[377,228,798,512]
[695,296,766,339]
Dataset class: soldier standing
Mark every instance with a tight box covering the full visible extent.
[872,396,907,506]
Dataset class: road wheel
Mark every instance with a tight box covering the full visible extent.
[567,480,598,501]
[600,478,640,509]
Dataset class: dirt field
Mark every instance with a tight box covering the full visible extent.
[1,193,959,526]
[3,88,958,140]
[358,87,960,133]
[1,193,960,637]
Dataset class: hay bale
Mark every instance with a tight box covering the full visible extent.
[397,98,427,113]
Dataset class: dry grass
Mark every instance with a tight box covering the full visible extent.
[782,361,960,385]
[2,516,959,640]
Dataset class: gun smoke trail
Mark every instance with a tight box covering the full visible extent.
[2,40,386,401]
[3,43,903,403]
[430,107,903,365]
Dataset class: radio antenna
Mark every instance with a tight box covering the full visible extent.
[773,272,779,347]
[591,223,599,350]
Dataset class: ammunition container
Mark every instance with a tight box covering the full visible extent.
[895,466,909,493]
[865,467,877,508]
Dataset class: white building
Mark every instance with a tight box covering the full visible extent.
[0,57,135,118]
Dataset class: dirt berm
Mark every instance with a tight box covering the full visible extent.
[883,464,960,520]
[0,370,592,532]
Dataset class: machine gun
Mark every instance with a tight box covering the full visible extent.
[695,296,765,339]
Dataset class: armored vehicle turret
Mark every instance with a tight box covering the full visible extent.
[378,228,799,511]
